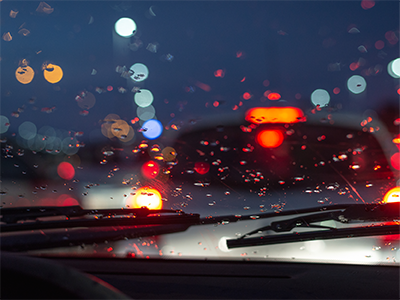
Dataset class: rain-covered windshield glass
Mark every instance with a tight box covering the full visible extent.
[1,1,399,263]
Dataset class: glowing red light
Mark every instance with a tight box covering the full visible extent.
[107,85,113,91]
[236,51,243,58]
[257,130,284,148]
[142,161,159,178]
[242,92,251,100]
[267,92,281,100]
[62,197,79,206]
[361,0,375,10]
[240,77,246,82]
[375,40,384,50]
[333,87,340,94]
[57,162,75,180]
[194,162,210,175]
[214,69,225,78]
[390,152,400,170]
[385,31,398,45]
[131,117,139,124]
[213,101,219,107]
[349,62,359,71]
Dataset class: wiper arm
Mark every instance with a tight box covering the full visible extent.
[226,202,400,249]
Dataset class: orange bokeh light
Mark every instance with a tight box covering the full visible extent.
[128,187,163,209]
[43,63,63,84]
[245,107,304,124]
[257,130,284,148]
[15,66,35,84]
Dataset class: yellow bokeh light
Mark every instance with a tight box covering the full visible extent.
[15,66,35,84]
[127,187,163,209]
[162,146,177,161]
[382,187,400,203]
[2,32,12,41]
[43,63,63,84]
[36,2,54,14]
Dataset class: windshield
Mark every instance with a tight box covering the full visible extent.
[1,1,399,264]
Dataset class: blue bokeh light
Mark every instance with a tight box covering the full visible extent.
[141,119,163,140]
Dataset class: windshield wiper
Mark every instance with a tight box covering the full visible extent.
[226,202,400,249]
[0,206,200,252]
[0,206,200,232]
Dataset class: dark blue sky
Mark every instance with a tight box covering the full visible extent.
[1,1,399,140]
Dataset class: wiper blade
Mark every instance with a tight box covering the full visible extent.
[0,206,200,233]
[227,224,400,249]
[0,206,200,252]
[226,202,400,249]
[1,224,193,252]
[0,205,185,224]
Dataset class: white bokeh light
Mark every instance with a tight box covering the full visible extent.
[130,63,149,82]
[137,105,155,121]
[114,17,137,38]
[387,58,400,78]
[18,121,37,140]
[0,115,10,134]
[134,89,154,108]
[311,89,330,107]
[347,75,367,94]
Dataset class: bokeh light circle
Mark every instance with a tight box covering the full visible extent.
[134,89,154,107]
[130,63,149,82]
[390,152,400,170]
[15,66,35,84]
[257,130,284,148]
[311,89,330,107]
[141,119,163,139]
[137,105,155,121]
[18,121,37,140]
[347,75,367,94]
[387,58,400,78]
[127,187,162,209]
[0,115,10,134]
[43,63,63,84]
[115,17,137,37]
[57,162,75,180]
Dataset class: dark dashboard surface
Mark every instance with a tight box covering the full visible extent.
[5,254,398,299]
